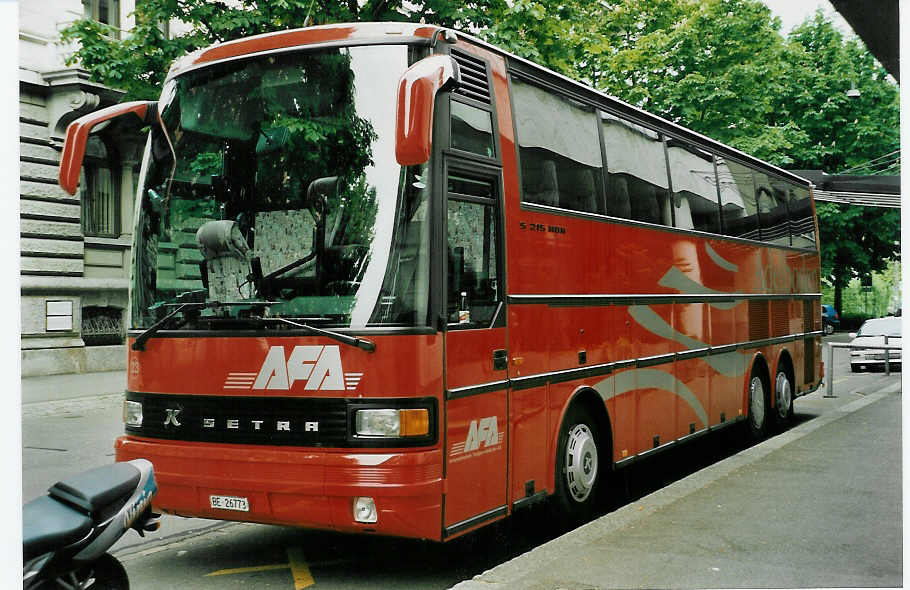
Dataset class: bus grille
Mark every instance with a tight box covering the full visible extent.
[748,300,769,341]
[125,392,349,447]
[771,299,790,337]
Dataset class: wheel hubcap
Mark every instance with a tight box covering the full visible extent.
[749,376,765,430]
[565,424,598,502]
[775,372,792,419]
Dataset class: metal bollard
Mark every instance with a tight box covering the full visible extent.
[824,342,836,398]
[884,335,890,376]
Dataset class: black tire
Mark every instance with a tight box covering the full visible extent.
[553,405,602,524]
[850,365,861,373]
[824,323,835,335]
[745,367,770,441]
[771,369,794,431]
[79,553,130,590]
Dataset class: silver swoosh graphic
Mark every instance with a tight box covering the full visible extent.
[594,368,709,428]
[705,243,738,272]
[657,267,740,310]
[628,305,746,377]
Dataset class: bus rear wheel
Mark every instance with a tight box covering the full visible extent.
[746,369,770,440]
[553,405,601,523]
[771,369,794,430]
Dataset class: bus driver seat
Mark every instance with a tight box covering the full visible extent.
[196,219,252,301]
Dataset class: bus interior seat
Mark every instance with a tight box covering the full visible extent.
[253,210,315,276]
[196,219,253,300]
[523,160,559,207]
[608,175,632,219]
[563,167,598,213]
[631,183,661,225]
[674,193,695,230]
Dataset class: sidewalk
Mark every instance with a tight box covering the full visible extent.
[453,379,902,589]
[21,370,126,405]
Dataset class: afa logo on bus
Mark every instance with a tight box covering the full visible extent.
[450,416,504,461]
[223,345,363,391]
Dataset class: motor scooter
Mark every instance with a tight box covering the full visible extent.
[23,459,159,589]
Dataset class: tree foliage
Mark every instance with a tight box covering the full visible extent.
[60,0,507,99]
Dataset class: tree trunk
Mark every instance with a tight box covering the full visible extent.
[833,267,844,318]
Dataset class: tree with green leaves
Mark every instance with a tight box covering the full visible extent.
[60,0,508,100]
[779,12,900,314]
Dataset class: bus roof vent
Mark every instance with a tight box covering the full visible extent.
[452,51,491,103]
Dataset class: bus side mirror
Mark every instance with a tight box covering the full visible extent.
[58,101,158,195]
[395,55,459,166]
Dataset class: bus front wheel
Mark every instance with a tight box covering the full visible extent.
[553,405,601,523]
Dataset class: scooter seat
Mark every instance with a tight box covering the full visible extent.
[48,462,140,519]
[23,496,92,561]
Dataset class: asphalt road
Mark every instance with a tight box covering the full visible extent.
[21,333,896,589]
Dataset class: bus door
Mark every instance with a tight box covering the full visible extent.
[442,160,509,538]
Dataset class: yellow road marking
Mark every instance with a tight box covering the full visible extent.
[205,563,289,576]
[203,546,315,588]
[288,546,316,589]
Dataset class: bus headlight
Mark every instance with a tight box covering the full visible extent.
[354,408,429,437]
[123,400,143,427]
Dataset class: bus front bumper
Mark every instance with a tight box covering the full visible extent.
[115,436,444,541]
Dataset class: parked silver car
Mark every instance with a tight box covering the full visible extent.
[849,317,902,372]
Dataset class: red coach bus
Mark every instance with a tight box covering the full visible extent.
[58,22,823,541]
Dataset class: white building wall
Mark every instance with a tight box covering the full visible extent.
[19,0,139,376]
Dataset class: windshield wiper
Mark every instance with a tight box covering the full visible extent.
[255,316,376,353]
[132,300,277,351]
[132,303,199,351]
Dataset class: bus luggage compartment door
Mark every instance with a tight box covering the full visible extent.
[443,327,508,538]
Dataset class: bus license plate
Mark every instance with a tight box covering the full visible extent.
[210,495,249,512]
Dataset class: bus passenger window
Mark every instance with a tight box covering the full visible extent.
[601,112,671,225]
[717,159,759,240]
[451,100,495,158]
[755,172,790,245]
[665,138,721,233]
[447,198,500,327]
[511,77,604,214]
[788,184,816,249]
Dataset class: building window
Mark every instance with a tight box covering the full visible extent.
[83,0,121,38]
[82,134,121,237]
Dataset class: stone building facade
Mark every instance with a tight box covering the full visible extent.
[20,0,144,376]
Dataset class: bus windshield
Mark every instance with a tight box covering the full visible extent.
[131,45,432,330]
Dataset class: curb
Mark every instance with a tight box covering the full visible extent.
[22,392,123,418]
[450,382,900,590]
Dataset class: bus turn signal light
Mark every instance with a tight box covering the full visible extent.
[399,409,429,436]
